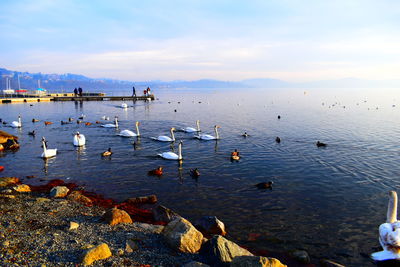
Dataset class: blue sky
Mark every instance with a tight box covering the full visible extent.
[1,0,400,82]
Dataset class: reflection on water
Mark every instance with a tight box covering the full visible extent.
[1,87,399,266]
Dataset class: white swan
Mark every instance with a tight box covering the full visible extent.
[11,115,22,128]
[73,131,86,146]
[372,191,400,261]
[151,127,176,142]
[41,137,57,158]
[101,117,118,128]
[119,121,140,137]
[194,125,220,140]
[101,116,110,120]
[158,141,182,160]
[182,120,201,133]
[121,103,128,108]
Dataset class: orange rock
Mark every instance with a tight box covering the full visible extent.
[67,191,93,206]
[13,184,31,192]
[81,243,112,266]
[0,177,20,187]
[102,208,133,226]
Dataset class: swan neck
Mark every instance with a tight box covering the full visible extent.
[115,118,118,127]
[388,191,398,223]
[215,127,219,139]
[171,129,175,141]
[42,141,47,152]
[136,122,140,136]
[18,116,21,125]
[196,120,200,131]
[178,143,182,159]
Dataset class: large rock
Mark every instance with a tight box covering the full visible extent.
[162,217,203,253]
[49,186,69,198]
[195,216,226,236]
[200,235,253,265]
[13,184,31,192]
[231,256,287,267]
[102,208,133,226]
[0,177,20,187]
[152,205,181,223]
[290,250,310,264]
[81,243,112,266]
[67,191,93,205]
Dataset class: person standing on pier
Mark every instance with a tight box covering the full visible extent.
[146,87,151,96]
[143,89,147,97]
[132,86,136,97]
[78,87,83,96]
[74,88,78,96]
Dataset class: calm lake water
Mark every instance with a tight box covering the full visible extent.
[1,87,399,266]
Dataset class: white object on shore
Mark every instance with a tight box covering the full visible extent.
[158,141,182,160]
[371,191,400,261]
[194,125,220,140]
[102,116,118,128]
[41,137,57,158]
[73,132,86,146]
[182,120,201,133]
[11,115,22,128]
[119,121,140,137]
[151,127,175,142]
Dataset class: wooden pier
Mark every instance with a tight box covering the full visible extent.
[0,94,155,104]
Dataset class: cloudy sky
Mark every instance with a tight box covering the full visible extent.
[1,0,399,82]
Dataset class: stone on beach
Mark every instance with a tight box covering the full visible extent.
[152,204,181,223]
[49,186,69,198]
[13,184,31,192]
[125,239,139,253]
[290,249,310,264]
[162,217,203,253]
[69,221,79,230]
[230,255,287,267]
[67,191,93,205]
[102,207,133,226]
[194,216,226,236]
[126,194,157,204]
[81,243,112,266]
[200,235,253,265]
[0,177,20,187]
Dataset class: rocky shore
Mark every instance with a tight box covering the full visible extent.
[0,176,344,266]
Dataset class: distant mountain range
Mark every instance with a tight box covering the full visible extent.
[1,67,399,92]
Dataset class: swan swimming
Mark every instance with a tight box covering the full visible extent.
[101,117,118,128]
[73,132,86,146]
[158,141,182,160]
[119,121,140,137]
[372,191,400,261]
[151,128,176,142]
[11,115,22,128]
[181,120,201,133]
[41,137,57,159]
[194,125,220,140]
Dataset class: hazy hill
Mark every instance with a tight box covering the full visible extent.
[1,67,399,91]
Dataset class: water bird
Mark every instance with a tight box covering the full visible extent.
[68,117,74,122]
[181,120,201,133]
[44,121,53,125]
[275,137,281,143]
[78,114,86,120]
[28,130,36,136]
[174,109,177,112]
[255,181,273,189]
[76,120,83,124]
[11,115,22,128]
[73,132,86,147]
[194,125,220,140]
[101,148,112,157]
[158,141,183,160]
[189,168,200,178]
[32,118,39,122]
[371,191,400,261]
[151,128,176,142]
[242,132,249,137]
[60,121,70,125]
[41,137,57,159]
[119,121,141,137]
[95,121,101,124]
[101,116,110,120]
[85,122,92,126]
[316,141,327,147]
[121,103,128,108]
[148,166,163,176]
[231,149,240,161]
[101,117,118,128]
[277,115,281,119]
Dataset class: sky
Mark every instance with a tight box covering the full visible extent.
[1,0,400,82]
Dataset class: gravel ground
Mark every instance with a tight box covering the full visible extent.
[0,190,202,266]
